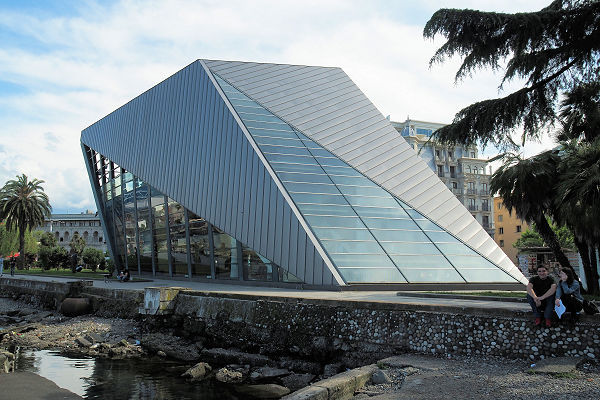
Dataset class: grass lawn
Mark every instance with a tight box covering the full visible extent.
[11,267,111,280]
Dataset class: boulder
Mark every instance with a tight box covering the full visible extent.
[201,348,271,367]
[278,359,321,375]
[371,369,391,384]
[250,367,290,382]
[60,297,91,317]
[280,373,315,391]
[215,367,243,383]
[234,384,290,399]
[322,363,342,378]
[0,350,15,374]
[182,362,212,381]
[75,336,93,348]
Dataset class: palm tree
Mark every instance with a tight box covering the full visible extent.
[490,151,576,275]
[0,174,52,269]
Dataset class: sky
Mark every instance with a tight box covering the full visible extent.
[0,0,553,214]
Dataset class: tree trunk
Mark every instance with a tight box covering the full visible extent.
[588,244,600,295]
[534,216,576,276]
[18,224,25,270]
[575,237,593,293]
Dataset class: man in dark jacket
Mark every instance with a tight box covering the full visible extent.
[526,265,556,327]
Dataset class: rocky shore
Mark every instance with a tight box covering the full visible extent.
[2,295,600,399]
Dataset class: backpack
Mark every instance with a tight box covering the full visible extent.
[582,299,599,315]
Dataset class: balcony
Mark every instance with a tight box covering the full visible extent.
[468,204,478,211]
[467,188,477,195]
[480,189,491,196]
[451,187,464,195]
[481,204,490,212]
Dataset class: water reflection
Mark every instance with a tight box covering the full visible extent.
[14,349,240,399]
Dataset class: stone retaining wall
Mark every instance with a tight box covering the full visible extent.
[1,278,598,362]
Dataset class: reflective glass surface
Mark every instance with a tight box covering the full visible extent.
[188,212,211,278]
[167,198,187,275]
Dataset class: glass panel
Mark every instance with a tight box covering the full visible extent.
[305,215,366,229]
[279,172,331,184]
[242,246,274,281]
[297,203,355,216]
[425,231,460,243]
[362,218,420,230]
[321,165,363,177]
[237,112,284,124]
[113,192,126,269]
[315,157,349,167]
[352,206,409,218]
[370,229,430,242]
[389,255,453,268]
[286,182,339,194]
[380,242,441,255]
[345,196,401,208]
[290,192,347,205]
[458,269,517,283]
[279,267,303,283]
[247,127,297,138]
[308,148,336,158]
[150,187,168,274]
[167,199,187,276]
[339,267,406,283]
[446,255,496,268]
[254,136,303,147]
[135,184,152,272]
[335,185,388,197]
[123,180,138,271]
[260,144,312,156]
[415,219,444,231]
[329,174,377,186]
[436,243,477,256]
[331,254,395,268]
[188,212,211,278]
[213,226,239,280]
[244,120,290,130]
[313,227,374,241]
[265,153,317,164]
[321,240,383,254]
[401,268,464,283]
[271,162,324,174]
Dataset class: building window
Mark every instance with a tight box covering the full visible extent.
[435,149,441,158]
[498,202,502,209]
[452,182,458,189]
[516,225,522,233]
[498,215,503,222]
[468,198,476,211]
[499,240,505,247]
[499,227,504,234]
[481,183,488,194]
[450,166,456,178]
[448,150,453,160]
[482,199,489,211]
[437,165,444,177]
[470,151,475,158]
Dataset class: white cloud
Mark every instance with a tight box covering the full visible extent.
[0,0,552,212]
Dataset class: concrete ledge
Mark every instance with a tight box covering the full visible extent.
[282,364,377,400]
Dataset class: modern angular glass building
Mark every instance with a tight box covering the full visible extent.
[81,60,527,288]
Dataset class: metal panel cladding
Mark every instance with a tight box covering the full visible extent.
[80,60,335,286]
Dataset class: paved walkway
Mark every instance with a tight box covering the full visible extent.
[4,274,530,313]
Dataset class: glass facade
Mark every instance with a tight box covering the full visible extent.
[85,147,303,283]
[214,74,516,284]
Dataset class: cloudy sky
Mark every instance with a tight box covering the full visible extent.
[0,0,552,214]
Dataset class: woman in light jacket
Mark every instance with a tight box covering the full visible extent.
[555,268,584,322]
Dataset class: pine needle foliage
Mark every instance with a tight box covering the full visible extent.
[423,0,600,148]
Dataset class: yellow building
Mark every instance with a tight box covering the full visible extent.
[493,197,529,265]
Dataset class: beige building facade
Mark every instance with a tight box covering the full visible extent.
[493,197,529,265]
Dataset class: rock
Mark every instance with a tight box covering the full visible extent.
[371,369,391,384]
[182,362,212,381]
[85,332,105,344]
[141,333,201,362]
[0,350,15,374]
[530,357,581,374]
[201,348,271,367]
[323,363,342,378]
[250,367,290,381]
[157,350,167,358]
[378,355,448,371]
[215,367,243,383]
[234,383,290,399]
[118,339,129,347]
[75,336,93,347]
[60,298,91,317]
[278,359,321,375]
[280,373,315,391]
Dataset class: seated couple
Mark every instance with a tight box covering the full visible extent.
[527,265,583,327]
[118,269,131,282]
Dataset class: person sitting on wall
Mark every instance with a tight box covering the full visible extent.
[555,268,583,324]
[526,265,557,328]
[121,269,130,282]
[117,270,125,281]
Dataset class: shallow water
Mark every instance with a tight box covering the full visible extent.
[14,348,241,399]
